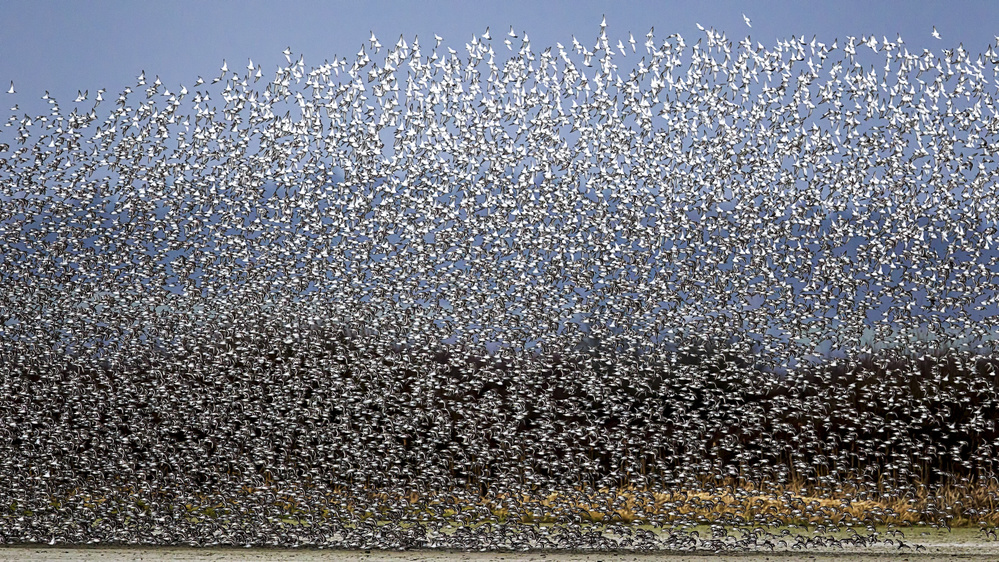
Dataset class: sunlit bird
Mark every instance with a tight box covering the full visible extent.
[0,17,993,551]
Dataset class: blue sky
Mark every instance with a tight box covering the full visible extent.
[3,1,999,368]
[3,0,998,113]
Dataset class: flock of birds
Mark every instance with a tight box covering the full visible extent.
[1,19,999,550]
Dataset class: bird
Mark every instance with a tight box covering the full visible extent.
[743,13,752,28]
[5,81,13,94]
[0,16,994,552]
[932,26,941,40]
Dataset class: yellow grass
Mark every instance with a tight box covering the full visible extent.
[31,474,999,531]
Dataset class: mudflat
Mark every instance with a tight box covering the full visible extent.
[3,539,999,561]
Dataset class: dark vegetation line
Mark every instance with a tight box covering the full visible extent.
[7,317,997,494]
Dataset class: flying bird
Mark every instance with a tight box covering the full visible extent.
[743,13,752,27]
[0,18,992,550]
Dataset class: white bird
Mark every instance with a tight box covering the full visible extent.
[6,81,13,94]
[932,26,941,40]
[1,21,994,547]
[743,14,752,28]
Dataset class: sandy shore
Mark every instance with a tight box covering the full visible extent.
[1,526,997,561]
[3,541,999,561]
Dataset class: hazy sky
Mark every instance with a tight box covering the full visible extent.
[3,1,999,366]
[3,0,998,113]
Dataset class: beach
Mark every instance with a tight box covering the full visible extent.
[2,545,999,561]
[3,527,998,561]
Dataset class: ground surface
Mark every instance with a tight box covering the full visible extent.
[0,546,998,561]
[3,528,999,561]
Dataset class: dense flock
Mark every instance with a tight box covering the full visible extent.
[2,20,999,549]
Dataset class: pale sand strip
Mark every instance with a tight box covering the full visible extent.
[2,544,999,561]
